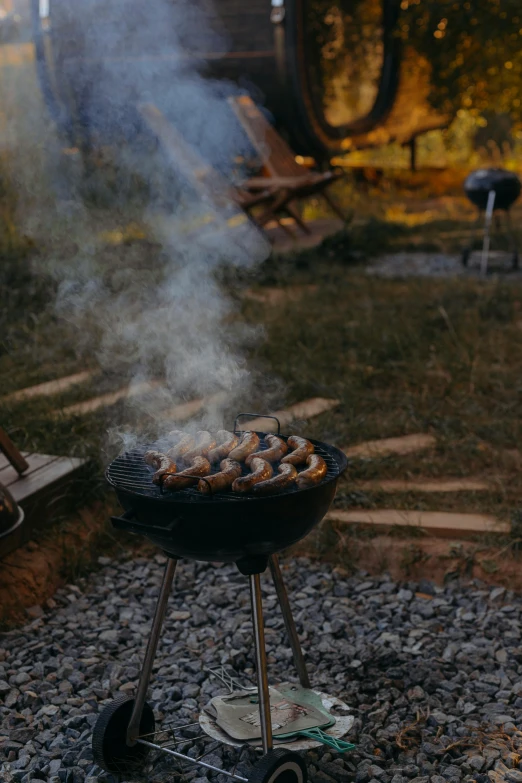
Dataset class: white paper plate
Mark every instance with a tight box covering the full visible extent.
[199,690,354,752]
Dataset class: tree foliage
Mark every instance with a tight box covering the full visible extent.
[399,0,522,121]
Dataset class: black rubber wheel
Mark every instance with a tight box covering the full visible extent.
[249,749,307,783]
[462,248,471,267]
[92,694,155,774]
[513,251,519,270]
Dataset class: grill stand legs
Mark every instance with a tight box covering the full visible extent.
[462,195,519,272]
[249,572,273,754]
[269,554,311,689]
[127,557,177,745]
[124,555,306,755]
[480,189,496,275]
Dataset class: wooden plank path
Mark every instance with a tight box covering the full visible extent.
[2,370,95,404]
[57,380,160,417]
[344,433,436,459]
[326,509,510,539]
[245,398,340,432]
[356,477,490,493]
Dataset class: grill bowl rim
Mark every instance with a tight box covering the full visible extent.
[105,433,347,504]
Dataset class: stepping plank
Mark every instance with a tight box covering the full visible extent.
[162,392,228,423]
[345,433,436,459]
[2,370,95,403]
[356,478,490,493]
[242,285,318,306]
[326,509,510,538]
[245,398,340,432]
[99,223,147,245]
[57,380,159,417]
[0,451,90,560]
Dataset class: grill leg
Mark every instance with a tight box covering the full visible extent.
[127,557,177,745]
[249,573,273,754]
[481,189,496,275]
[269,554,311,689]
[505,209,519,269]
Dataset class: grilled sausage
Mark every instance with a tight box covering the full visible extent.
[228,431,260,462]
[207,430,240,464]
[245,434,288,466]
[232,457,273,493]
[251,463,298,496]
[163,456,211,490]
[167,433,195,460]
[296,454,327,488]
[144,450,177,484]
[281,436,315,466]
[197,459,242,495]
[183,431,217,462]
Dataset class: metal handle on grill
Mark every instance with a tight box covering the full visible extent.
[158,472,214,495]
[234,412,281,434]
[111,510,177,535]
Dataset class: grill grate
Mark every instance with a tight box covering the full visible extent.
[106,436,341,503]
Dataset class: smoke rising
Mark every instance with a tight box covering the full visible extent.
[10,0,272,444]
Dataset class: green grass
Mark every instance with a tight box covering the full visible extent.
[3,174,522,550]
[239,272,522,525]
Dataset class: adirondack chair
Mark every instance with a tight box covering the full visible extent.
[0,428,28,475]
[228,95,347,234]
[138,103,297,239]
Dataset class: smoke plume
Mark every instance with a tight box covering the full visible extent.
[9,0,272,444]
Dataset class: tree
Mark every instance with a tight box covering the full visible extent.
[399,0,522,122]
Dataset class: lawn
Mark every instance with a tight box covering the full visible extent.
[2,169,522,587]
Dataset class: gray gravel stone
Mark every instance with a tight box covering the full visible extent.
[3,556,522,782]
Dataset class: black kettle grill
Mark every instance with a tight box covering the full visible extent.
[92,415,350,781]
[462,168,521,273]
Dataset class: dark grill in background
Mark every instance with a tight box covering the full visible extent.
[462,168,521,272]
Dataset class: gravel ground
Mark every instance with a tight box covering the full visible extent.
[2,554,522,783]
[366,252,521,278]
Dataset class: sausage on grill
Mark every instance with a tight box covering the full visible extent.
[232,457,272,493]
[281,436,315,466]
[144,450,177,484]
[207,430,240,464]
[197,459,242,494]
[163,456,211,490]
[183,431,217,462]
[251,463,298,496]
[228,431,260,463]
[296,454,327,488]
[246,434,288,466]
[167,433,196,460]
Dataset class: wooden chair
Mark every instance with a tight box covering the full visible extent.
[138,103,296,239]
[0,428,28,475]
[228,95,347,234]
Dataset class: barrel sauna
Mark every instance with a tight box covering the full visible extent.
[31,0,407,161]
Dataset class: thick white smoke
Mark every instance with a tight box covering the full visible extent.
[7,0,272,443]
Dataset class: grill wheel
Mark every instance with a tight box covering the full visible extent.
[92,694,155,774]
[250,748,308,783]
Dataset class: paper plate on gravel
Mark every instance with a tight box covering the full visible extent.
[199,690,354,751]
